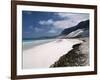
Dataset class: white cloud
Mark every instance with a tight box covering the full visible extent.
[34,27,43,32]
[48,29,57,33]
[24,31,31,34]
[29,25,34,30]
[56,13,89,20]
[55,13,76,18]
[29,25,43,32]
[53,13,89,29]
[53,19,78,29]
[26,11,32,15]
[38,13,89,29]
[39,19,54,25]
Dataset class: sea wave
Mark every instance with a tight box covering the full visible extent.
[23,39,56,50]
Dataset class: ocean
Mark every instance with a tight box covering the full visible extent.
[22,39,56,50]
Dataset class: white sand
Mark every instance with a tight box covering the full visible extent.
[23,39,83,69]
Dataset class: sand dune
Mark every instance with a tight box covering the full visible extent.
[23,39,83,69]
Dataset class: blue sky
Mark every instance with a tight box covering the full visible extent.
[22,11,89,38]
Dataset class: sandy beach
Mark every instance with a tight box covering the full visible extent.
[23,39,83,69]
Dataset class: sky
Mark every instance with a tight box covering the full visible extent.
[22,11,89,39]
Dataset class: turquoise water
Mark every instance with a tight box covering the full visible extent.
[22,39,55,50]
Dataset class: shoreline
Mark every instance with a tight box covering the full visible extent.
[23,39,83,69]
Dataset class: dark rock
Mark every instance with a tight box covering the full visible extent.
[60,20,89,37]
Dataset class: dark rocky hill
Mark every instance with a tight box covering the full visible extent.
[60,20,89,38]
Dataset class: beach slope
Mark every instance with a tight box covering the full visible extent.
[23,39,83,69]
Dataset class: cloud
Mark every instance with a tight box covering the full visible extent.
[34,27,43,32]
[48,29,57,33]
[26,11,32,15]
[53,13,89,29]
[28,25,44,32]
[38,13,89,30]
[39,19,54,25]
[53,19,78,29]
[24,31,31,34]
[29,25,34,30]
[56,13,89,20]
